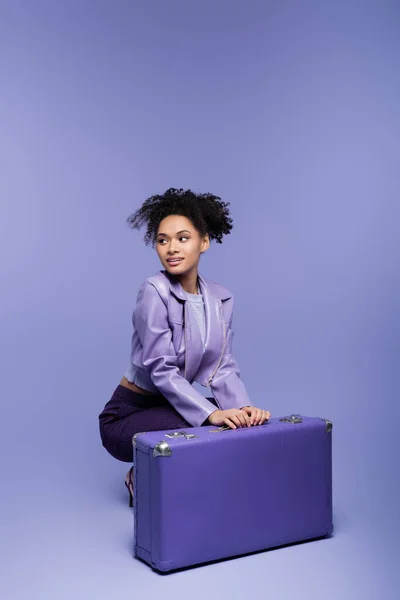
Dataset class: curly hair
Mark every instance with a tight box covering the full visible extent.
[126,188,233,247]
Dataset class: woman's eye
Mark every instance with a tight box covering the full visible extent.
[158,237,189,244]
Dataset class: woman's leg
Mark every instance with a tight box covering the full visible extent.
[99,385,198,463]
[106,404,193,463]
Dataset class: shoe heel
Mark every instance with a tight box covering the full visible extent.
[124,481,133,507]
[125,466,134,507]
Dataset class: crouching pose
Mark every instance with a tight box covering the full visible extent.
[98,188,270,505]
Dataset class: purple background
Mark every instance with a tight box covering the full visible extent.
[1,0,399,597]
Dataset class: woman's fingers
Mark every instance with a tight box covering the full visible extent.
[224,409,270,429]
[238,406,271,426]
[229,410,247,428]
[260,409,267,424]
[237,410,250,427]
[232,415,242,428]
[254,408,271,425]
[234,413,247,428]
[224,411,248,429]
[240,407,252,426]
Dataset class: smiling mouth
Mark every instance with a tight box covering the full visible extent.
[167,258,184,265]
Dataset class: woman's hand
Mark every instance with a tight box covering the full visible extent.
[207,408,251,429]
[239,406,270,426]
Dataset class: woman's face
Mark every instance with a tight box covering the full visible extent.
[155,214,209,276]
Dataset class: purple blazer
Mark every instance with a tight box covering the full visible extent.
[129,269,251,427]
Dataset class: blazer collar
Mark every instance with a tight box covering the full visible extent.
[160,269,231,302]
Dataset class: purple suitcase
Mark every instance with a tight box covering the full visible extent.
[132,414,333,572]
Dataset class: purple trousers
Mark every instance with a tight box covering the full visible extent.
[98,384,218,463]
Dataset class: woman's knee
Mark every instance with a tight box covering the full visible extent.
[100,429,133,463]
[98,402,193,463]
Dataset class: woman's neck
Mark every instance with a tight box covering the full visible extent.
[178,272,199,295]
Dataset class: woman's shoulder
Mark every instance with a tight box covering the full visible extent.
[136,271,165,289]
[143,270,166,287]
[201,275,233,301]
[136,271,170,304]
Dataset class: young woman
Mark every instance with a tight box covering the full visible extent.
[98,188,270,506]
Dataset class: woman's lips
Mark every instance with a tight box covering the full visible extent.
[167,258,184,267]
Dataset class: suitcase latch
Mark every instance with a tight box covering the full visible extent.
[165,431,198,440]
[279,415,303,424]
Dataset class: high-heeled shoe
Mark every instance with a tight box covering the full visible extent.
[124,466,134,507]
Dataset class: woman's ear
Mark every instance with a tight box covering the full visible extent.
[201,234,210,254]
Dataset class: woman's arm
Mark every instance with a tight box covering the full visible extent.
[133,280,218,427]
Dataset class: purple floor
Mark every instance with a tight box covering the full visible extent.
[1,366,397,599]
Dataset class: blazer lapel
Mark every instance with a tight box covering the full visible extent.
[160,270,230,384]
[196,273,224,382]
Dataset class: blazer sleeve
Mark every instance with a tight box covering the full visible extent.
[133,280,219,427]
[209,309,251,411]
